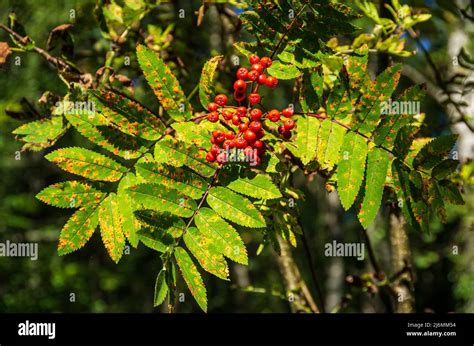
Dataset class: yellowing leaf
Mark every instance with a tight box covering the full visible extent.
[99,194,125,263]
[174,247,207,312]
[46,147,127,182]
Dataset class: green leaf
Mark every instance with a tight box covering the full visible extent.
[199,55,223,109]
[225,174,281,200]
[326,81,353,122]
[46,147,127,182]
[207,187,266,228]
[134,210,185,238]
[299,74,319,113]
[432,160,459,179]
[413,135,458,170]
[355,64,402,135]
[174,246,207,312]
[311,71,324,99]
[89,90,165,141]
[194,207,248,265]
[127,184,196,217]
[136,162,207,199]
[154,270,168,307]
[427,180,447,223]
[58,205,100,256]
[345,52,370,91]
[64,110,146,160]
[358,147,390,228]
[336,132,368,210]
[286,115,320,165]
[315,120,347,170]
[137,227,174,252]
[13,116,64,151]
[154,136,217,177]
[438,180,464,205]
[171,121,221,151]
[393,125,419,160]
[184,227,229,280]
[136,44,192,121]
[99,193,125,263]
[373,85,425,148]
[117,173,145,248]
[267,60,301,80]
[392,159,426,231]
[36,181,106,208]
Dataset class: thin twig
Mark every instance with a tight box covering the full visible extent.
[0,23,78,72]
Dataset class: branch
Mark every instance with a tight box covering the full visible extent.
[0,23,78,72]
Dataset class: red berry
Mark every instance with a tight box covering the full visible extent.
[225,131,236,140]
[249,121,262,132]
[206,152,216,162]
[278,126,285,134]
[217,152,227,164]
[282,107,294,118]
[215,94,228,106]
[260,57,272,68]
[248,92,261,105]
[213,130,223,137]
[223,140,234,149]
[233,79,246,91]
[244,130,257,142]
[236,106,247,117]
[251,63,264,74]
[207,111,219,122]
[255,129,265,139]
[234,91,246,102]
[282,131,292,140]
[211,144,220,155]
[249,55,260,64]
[250,108,263,120]
[207,102,218,112]
[257,74,267,85]
[239,123,249,132]
[267,109,280,122]
[266,76,278,88]
[236,67,248,80]
[216,134,225,143]
[232,115,241,125]
[235,137,247,149]
[210,136,216,144]
[222,109,233,120]
[284,119,295,130]
[253,140,263,149]
[247,70,259,81]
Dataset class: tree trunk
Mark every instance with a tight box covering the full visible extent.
[274,233,320,313]
[389,212,415,313]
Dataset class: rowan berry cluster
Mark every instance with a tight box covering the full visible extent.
[205,54,296,165]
